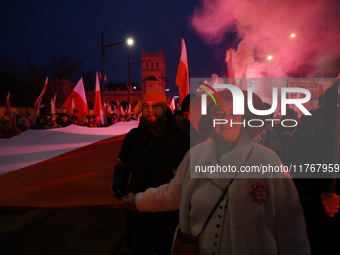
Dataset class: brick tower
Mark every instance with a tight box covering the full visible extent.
[140,49,167,95]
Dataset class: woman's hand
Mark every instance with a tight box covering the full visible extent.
[122,192,136,206]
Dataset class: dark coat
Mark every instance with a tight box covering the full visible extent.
[112,108,190,254]
[112,108,190,195]
[287,107,340,255]
[177,117,207,147]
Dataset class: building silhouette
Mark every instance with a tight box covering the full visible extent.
[86,49,167,111]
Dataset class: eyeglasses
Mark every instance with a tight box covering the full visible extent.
[142,103,161,111]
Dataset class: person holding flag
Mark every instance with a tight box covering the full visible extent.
[112,90,190,254]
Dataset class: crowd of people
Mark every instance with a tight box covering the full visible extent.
[0,109,138,139]
[118,84,339,254]
[1,83,339,254]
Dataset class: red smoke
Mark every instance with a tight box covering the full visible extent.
[190,0,340,78]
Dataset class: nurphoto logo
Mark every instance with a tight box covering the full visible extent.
[200,84,311,128]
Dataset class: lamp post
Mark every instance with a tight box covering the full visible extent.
[127,53,150,104]
[101,32,133,105]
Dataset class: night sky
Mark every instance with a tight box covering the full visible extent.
[0,0,232,96]
[2,0,340,101]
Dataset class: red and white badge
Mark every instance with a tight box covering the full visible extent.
[250,182,269,204]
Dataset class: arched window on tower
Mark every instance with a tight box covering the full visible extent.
[156,62,158,68]
[146,62,148,68]
[151,62,153,68]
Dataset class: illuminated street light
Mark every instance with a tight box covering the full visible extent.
[290,33,296,38]
[101,32,133,105]
[267,55,273,60]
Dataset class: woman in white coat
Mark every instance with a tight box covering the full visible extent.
[123,89,310,255]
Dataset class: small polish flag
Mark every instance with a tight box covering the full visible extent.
[5,92,10,115]
[61,78,89,119]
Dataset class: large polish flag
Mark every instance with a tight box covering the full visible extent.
[61,78,89,119]
[0,122,138,209]
[175,38,190,105]
[94,72,104,125]
[34,77,48,109]
[5,92,10,115]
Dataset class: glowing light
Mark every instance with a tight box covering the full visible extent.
[127,38,134,45]
[290,33,296,38]
[267,55,273,60]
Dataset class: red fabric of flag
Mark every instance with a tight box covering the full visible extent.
[94,72,104,125]
[0,135,133,209]
[170,97,175,113]
[175,38,189,105]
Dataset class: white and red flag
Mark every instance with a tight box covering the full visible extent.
[61,78,89,119]
[94,72,104,125]
[51,98,57,115]
[175,38,190,105]
[5,92,10,115]
[34,78,48,109]
[0,121,139,209]
[53,93,57,104]
[51,93,57,115]
[170,96,176,113]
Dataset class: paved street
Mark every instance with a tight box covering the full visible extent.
[0,208,131,255]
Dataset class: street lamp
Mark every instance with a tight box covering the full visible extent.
[101,32,133,105]
[127,53,150,104]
